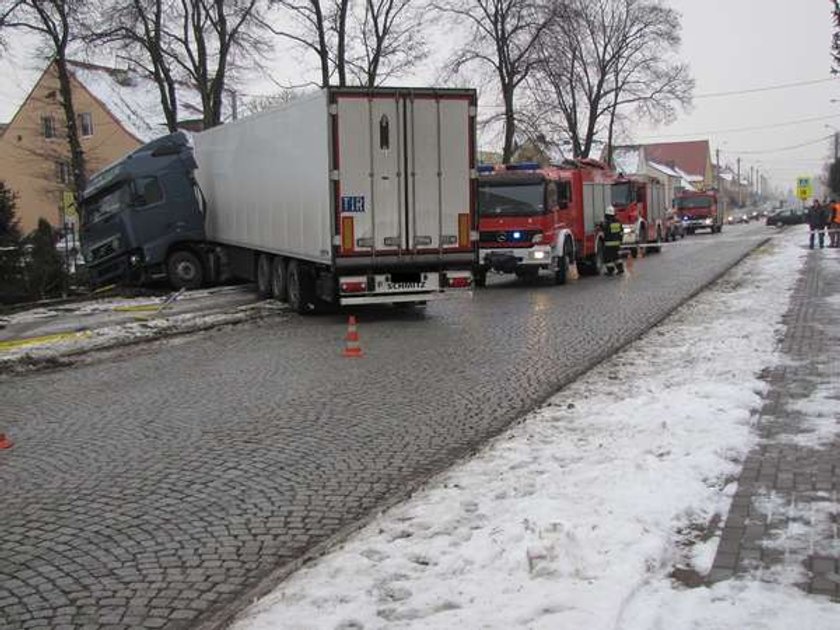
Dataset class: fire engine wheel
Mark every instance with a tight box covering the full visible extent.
[515,267,539,283]
[553,251,569,286]
[271,257,287,301]
[166,250,204,290]
[256,253,272,298]
[583,239,605,276]
[650,228,662,254]
[474,268,487,288]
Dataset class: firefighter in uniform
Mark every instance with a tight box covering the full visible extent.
[601,205,624,275]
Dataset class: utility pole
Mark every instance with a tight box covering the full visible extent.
[716,147,721,191]
[835,132,838,160]
[737,157,742,208]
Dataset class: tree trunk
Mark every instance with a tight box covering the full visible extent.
[502,87,516,164]
[54,58,87,196]
[336,0,348,86]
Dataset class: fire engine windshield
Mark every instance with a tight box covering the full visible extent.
[611,182,633,207]
[674,196,713,209]
[478,183,545,216]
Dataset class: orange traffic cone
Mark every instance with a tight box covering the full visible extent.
[342,316,364,358]
[0,433,13,450]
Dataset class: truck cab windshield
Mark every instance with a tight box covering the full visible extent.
[675,196,713,209]
[611,182,633,207]
[81,184,129,226]
[478,183,545,217]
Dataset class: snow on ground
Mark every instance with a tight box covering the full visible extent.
[1,285,251,325]
[0,299,285,370]
[230,230,838,630]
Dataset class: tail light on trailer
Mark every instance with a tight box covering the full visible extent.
[339,276,368,293]
[446,272,472,289]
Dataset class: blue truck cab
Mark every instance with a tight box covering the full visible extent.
[79,132,207,288]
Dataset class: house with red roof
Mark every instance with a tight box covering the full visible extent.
[609,140,716,191]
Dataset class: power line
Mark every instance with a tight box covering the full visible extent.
[724,134,834,155]
[694,77,838,99]
[636,113,840,140]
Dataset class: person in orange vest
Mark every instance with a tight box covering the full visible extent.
[830,200,840,248]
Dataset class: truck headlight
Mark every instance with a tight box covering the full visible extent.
[533,250,546,260]
[704,218,713,225]
[622,225,634,234]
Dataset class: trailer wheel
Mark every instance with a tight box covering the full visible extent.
[256,254,272,298]
[271,257,287,301]
[286,260,312,314]
[166,250,204,290]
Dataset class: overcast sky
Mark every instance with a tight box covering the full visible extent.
[0,0,836,194]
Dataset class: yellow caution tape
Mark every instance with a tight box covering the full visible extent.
[112,304,160,312]
[0,330,92,353]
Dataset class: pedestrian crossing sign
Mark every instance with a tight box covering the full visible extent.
[796,176,812,201]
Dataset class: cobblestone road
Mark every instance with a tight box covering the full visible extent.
[1,225,770,629]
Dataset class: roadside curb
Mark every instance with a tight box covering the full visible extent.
[193,235,773,630]
[0,302,288,376]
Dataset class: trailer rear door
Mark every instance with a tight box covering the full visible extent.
[334,91,473,262]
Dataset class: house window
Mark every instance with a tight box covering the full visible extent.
[78,112,93,137]
[42,115,56,139]
[56,161,71,185]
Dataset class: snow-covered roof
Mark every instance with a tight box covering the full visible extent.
[69,61,203,143]
[648,160,681,179]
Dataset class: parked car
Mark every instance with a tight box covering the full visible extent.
[766,208,804,226]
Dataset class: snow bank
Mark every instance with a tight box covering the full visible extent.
[231,231,813,630]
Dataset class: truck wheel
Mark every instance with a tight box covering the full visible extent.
[474,268,487,288]
[167,250,204,290]
[286,260,312,314]
[256,254,272,298]
[515,267,539,283]
[553,251,569,286]
[271,257,287,301]
[651,228,662,254]
[584,239,604,276]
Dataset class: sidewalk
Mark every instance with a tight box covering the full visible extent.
[710,244,840,597]
[225,230,839,629]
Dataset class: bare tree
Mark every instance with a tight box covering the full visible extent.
[348,0,425,87]
[1,0,88,195]
[532,0,693,161]
[88,0,271,129]
[270,0,349,87]
[833,0,840,73]
[434,0,553,164]
[86,0,181,132]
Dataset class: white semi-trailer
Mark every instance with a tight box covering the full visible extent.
[79,87,478,312]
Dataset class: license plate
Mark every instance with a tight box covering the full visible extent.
[378,280,428,291]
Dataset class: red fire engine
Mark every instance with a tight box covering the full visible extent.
[475,159,614,286]
[610,174,668,257]
[673,189,723,234]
